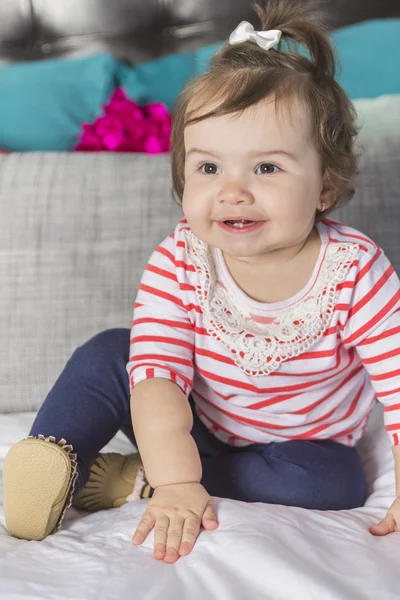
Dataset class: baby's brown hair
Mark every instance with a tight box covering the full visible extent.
[171,0,359,219]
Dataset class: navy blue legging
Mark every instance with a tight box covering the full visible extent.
[30,329,367,510]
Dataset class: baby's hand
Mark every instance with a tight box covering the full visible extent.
[132,482,218,563]
[369,496,400,536]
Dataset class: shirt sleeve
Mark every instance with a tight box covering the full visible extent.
[340,245,400,446]
[126,232,195,398]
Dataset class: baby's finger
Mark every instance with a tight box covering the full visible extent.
[132,511,156,546]
[164,516,185,563]
[369,514,396,536]
[153,515,170,560]
[201,501,219,530]
[179,515,201,556]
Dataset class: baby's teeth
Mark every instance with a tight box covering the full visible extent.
[233,221,249,228]
[224,219,255,228]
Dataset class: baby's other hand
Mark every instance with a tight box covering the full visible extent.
[369,496,400,536]
[132,482,218,563]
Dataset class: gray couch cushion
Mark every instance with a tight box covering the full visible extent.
[0,153,182,412]
[0,136,399,412]
[334,136,400,266]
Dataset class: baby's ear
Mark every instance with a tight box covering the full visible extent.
[318,191,336,211]
[318,174,336,210]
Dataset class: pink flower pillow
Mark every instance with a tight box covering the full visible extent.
[75,88,171,154]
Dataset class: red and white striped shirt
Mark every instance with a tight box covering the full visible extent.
[127,218,400,448]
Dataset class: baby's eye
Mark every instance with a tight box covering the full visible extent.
[255,163,280,175]
[200,163,220,175]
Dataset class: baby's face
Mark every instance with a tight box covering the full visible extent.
[182,97,328,265]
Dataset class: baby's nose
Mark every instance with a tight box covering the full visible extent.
[217,183,254,205]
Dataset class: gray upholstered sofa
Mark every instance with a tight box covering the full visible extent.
[1,133,399,412]
[0,0,399,415]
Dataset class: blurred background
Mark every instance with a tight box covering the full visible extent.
[0,0,399,152]
[0,0,399,62]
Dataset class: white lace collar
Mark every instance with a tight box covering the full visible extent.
[183,222,359,376]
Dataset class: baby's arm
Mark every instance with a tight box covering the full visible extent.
[340,245,400,535]
[130,377,201,487]
[127,228,218,561]
[354,311,400,535]
[130,378,218,562]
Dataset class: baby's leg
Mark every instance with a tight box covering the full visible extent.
[198,435,367,510]
[28,328,133,490]
[3,328,134,540]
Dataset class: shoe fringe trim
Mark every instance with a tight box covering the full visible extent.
[126,467,151,502]
[27,434,79,533]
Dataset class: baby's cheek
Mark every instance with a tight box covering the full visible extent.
[183,192,206,217]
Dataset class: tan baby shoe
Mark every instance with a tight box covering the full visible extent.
[3,435,78,541]
[73,452,151,511]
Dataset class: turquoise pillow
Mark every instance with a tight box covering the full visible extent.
[118,19,400,107]
[117,42,223,111]
[332,19,400,98]
[0,53,119,151]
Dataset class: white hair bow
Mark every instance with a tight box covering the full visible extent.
[229,21,282,51]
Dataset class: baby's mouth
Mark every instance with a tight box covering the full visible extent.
[223,219,257,229]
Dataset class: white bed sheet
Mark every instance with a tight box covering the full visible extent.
[0,404,399,600]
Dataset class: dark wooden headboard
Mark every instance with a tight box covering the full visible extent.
[0,0,399,64]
